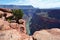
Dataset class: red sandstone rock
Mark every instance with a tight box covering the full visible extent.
[1,17,5,20]
[19,19,26,33]
[33,28,60,40]
[0,29,22,40]
[6,12,13,18]
[0,20,10,30]
[29,36,33,40]
[0,11,4,15]
[47,28,60,36]
[0,8,33,40]
[20,33,33,40]
[18,24,26,33]
[19,19,26,25]
[0,8,12,13]
[10,23,18,29]
[2,21,10,30]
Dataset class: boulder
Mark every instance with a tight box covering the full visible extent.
[19,19,26,25]
[10,23,18,29]
[19,19,26,33]
[33,28,60,40]
[18,24,26,33]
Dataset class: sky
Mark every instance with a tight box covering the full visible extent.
[0,0,60,9]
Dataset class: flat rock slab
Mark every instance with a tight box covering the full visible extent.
[33,28,60,40]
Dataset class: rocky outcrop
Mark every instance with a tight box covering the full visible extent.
[0,8,12,13]
[33,28,60,40]
[0,8,33,40]
[1,8,60,40]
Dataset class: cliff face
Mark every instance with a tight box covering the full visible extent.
[0,8,33,40]
[30,10,60,35]
[1,8,60,40]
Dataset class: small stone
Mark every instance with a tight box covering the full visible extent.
[10,23,18,29]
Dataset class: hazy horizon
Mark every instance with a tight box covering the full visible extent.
[0,0,60,9]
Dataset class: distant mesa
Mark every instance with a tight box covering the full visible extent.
[0,5,35,9]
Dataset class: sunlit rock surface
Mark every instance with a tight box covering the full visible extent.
[0,29,22,40]
[33,28,60,40]
[0,8,32,40]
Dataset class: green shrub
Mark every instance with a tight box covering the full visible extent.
[12,9,24,23]
[12,9,24,19]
